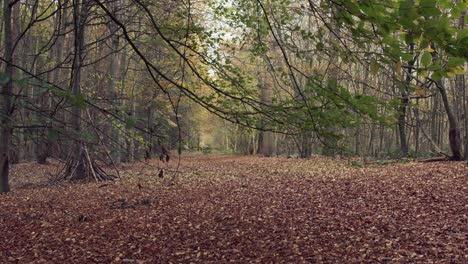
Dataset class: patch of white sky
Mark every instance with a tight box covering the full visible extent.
[191,0,315,76]
[191,0,245,76]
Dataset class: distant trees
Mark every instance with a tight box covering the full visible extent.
[0,0,205,190]
[210,0,467,160]
[0,0,466,192]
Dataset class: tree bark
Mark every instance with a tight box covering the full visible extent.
[258,69,274,157]
[397,43,416,157]
[462,73,467,161]
[397,95,409,157]
[0,0,14,192]
[37,0,68,164]
[436,80,463,160]
[456,10,467,161]
[70,0,88,179]
[108,0,121,163]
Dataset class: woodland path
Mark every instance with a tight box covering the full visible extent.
[1,155,466,263]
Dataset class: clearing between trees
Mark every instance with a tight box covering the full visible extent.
[1,155,466,263]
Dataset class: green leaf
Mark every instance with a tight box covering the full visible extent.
[401,53,414,62]
[428,62,442,71]
[447,57,465,68]
[431,71,442,81]
[399,0,417,27]
[419,0,440,17]
[421,52,432,67]
[451,1,467,17]
[343,1,360,16]
[436,0,452,8]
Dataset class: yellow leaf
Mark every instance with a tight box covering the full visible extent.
[415,85,425,97]
[453,66,465,75]
[386,242,393,250]
[395,61,402,80]
[166,118,178,127]
[426,47,434,53]
[419,70,428,78]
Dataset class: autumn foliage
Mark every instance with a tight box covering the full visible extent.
[1,155,466,262]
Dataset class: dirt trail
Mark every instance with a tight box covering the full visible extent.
[1,155,466,263]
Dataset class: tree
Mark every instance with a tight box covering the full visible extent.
[58,0,115,181]
[107,0,122,163]
[258,67,274,157]
[1,0,466,192]
[0,0,15,193]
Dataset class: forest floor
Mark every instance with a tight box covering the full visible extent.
[0,155,466,263]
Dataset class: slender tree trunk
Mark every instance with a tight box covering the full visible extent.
[108,1,121,163]
[57,2,72,159]
[145,104,154,159]
[397,44,416,157]
[11,0,23,162]
[37,0,68,163]
[126,79,136,162]
[258,69,274,157]
[367,124,375,157]
[436,80,463,160]
[0,0,14,192]
[378,124,384,157]
[397,97,409,156]
[456,10,467,160]
[430,40,463,160]
[451,71,467,161]
[28,31,40,161]
[414,99,420,156]
[119,45,131,162]
[462,74,467,160]
[430,93,438,145]
[70,0,88,179]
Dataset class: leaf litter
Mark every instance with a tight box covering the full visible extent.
[0,155,466,263]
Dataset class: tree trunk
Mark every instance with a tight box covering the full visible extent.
[258,69,274,157]
[455,75,468,161]
[145,105,154,160]
[11,1,25,162]
[414,100,420,156]
[397,97,409,157]
[119,45,132,162]
[456,10,467,161]
[0,0,14,192]
[462,73,467,160]
[37,0,68,164]
[70,0,88,179]
[126,79,136,162]
[108,1,121,163]
[397,44,416,157]
[436,80,463,160]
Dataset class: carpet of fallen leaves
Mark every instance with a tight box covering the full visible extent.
[1,155,466,263]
